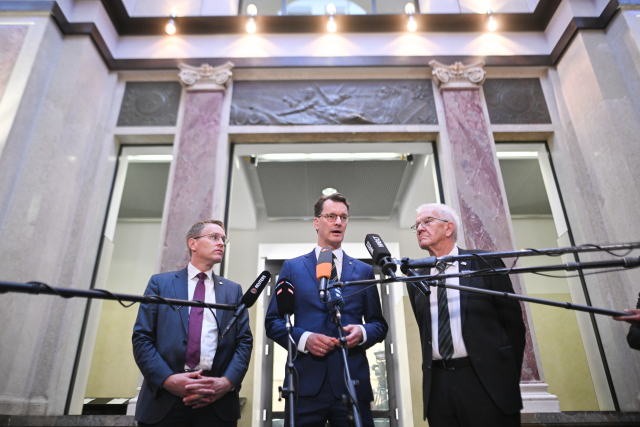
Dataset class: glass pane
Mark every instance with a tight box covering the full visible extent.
[497,144,599,411]
[366,282,389,411]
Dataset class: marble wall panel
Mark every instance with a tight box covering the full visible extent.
[116,81,182,127]
[0,25,28,103]
[0,21,117,415]
[230,80,437,125]
[484,78,551,124]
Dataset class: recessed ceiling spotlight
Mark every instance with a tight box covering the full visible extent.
[246,4,257,33]
[326,4,337,33]
[405,3,417,32]
[322,187,338,196]
[165,8,177,35]
[487,8,497,31]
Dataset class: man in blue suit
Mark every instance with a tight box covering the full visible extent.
[133,219,253,427]
[265,193,388,427]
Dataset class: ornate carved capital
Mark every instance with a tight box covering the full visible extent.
[429,60,486,90]
[178,62,234,91]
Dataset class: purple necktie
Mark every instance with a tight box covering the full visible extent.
[185,272,207,369]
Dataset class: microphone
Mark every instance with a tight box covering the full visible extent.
[326,286,344,314]
[364,234,398,277]
[317,246,332,303]
[275,278,295,317]
[221,270,271,338]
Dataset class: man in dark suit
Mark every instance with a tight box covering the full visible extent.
[406,203,525,427]
[133,219,253,427]
[265,193,388,427]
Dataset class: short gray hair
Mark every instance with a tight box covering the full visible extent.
[416,203,460,242]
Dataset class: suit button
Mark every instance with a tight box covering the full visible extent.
[183,340,187,345]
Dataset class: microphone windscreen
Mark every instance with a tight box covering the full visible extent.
[327,287,345,313]
[365,234,392,265]
[316,247,333,280]
[275,278,295,316]
[240,270,271,308]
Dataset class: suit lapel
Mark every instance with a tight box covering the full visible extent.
[341,252,356,282]
[458,248,471,328]
[213,274,228,328]
[303,250,319,286]
[173,268,190,334]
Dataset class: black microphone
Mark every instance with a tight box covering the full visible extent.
[317,246,332,303]
[275,278,295,317]
[326,286,345,314]
[364,234,398,277]
[221,270,271,338]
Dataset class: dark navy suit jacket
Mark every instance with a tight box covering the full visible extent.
[265,249,388,401]
[407,248,526,419]
[132,268,253,424]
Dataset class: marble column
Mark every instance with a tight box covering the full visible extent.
[160,62,234,273]
[430,60,559,411]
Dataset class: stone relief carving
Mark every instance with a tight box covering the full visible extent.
[429,60,486,89]
[483,79,552,124]
[230,80,437,126]
[116,81,182,127]
[178,62,234,91]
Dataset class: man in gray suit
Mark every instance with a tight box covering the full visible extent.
[406,203,525,427]
[133,219,253,427]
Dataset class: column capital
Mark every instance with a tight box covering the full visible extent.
[429,60,486,89]
[178,62,234,91]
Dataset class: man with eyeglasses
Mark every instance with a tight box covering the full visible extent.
[407,203,525,427]
[265,193,388,427]
[133,219,253,427]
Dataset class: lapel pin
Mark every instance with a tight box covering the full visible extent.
[219,281,223,284]
[349,262,352,265]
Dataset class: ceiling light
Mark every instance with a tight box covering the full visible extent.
[322,187,338,196]
[246,4,257,33]
[496,151,538,159]
[327,4,336,33]
[255,152,406,162]
[127,154,174,163]
[487,8,497,32]
[407,15,417,32]
[405,2,415,14]
[165,19,176,35]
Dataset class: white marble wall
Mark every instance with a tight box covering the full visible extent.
[0,19,118,415]
[549,10,640,411]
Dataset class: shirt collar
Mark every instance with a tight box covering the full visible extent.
[188,262,214,282]
[315,245,343,263]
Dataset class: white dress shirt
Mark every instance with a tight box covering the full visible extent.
[185,262,218,371]
[297,246,367,353]
[430,246,469,360]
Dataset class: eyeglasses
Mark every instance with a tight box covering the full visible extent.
[410,217,448,232]
[317,213,351,223]
[192,233,229,245]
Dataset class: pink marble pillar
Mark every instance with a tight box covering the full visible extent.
[158,62,234,273]
[430,61,541,384]
[0,25,28,102]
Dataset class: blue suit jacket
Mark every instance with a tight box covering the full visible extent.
[265,250,388,401]
[132,268,253,424]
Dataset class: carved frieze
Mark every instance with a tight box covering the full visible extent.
[116,81,182,127]
[483,78,552,124]
[230,80,437,126]
[429,60,486,89]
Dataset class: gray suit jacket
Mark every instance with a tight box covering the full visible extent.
[132,268,253,424]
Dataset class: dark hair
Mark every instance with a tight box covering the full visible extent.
[186,219,225,255]
[314,193,350,217]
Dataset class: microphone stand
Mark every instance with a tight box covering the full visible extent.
[402,267,431,297]
[278,313,296,427]
[0,280,238,310]
[331,304,362,427]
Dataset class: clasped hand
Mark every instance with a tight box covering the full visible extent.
[306,325,363,356]
[162,370,233,409]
